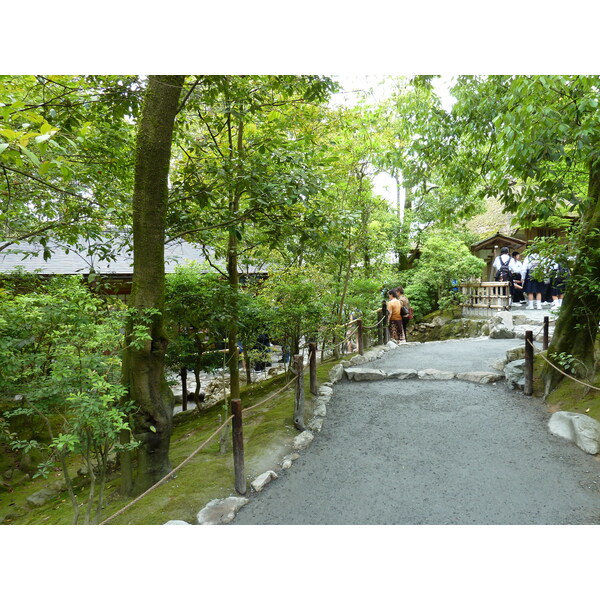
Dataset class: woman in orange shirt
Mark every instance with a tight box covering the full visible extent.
[387,289,406,343]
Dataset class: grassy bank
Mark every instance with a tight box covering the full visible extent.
[1,356,346,525]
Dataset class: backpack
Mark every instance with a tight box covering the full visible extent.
[495,255,512,282]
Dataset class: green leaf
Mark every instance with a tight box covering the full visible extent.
[0,142,8,154]
[20,145,40,167]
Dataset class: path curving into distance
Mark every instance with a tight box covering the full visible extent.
[232,338,600,525]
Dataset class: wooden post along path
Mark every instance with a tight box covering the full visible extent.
[543,316,549,351]
[357,319,364,355]
[309,342,318,396]
[293,354,305,431]
[231,398,246,494]
[381,300,389,343]
[524,330,534,396]
[377,309,383,345]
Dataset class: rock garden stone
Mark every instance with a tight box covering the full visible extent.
[345,367,387,382]
[548,412,600,455]
[349,354,368,366]
[164,520,192,525]
[329,364,345,383]
[313,402,327,417]
[455,371,505,384]
[281,459,293,469]
[307,417,323,433]
[506,345,525,363]
[26,486,62,508]
[341,360,352,367]
[386,368,418,380]
[251,470,278,492]
[293,430,314,451]
[504,359,525,390]
[197,496,249,525]
[417,369,455,381]
[386,340,398,350]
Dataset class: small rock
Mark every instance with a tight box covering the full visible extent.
[313,403,327,417]
[251,470,278,492]
[417,369,455,381]
[504,359,526,390]
[341,360,352,367]
[386,340,398,349]
[318,386,333,397]
[293,431,314,451]
[283,453,301,462]
[26,487,60,508]
[307,417,323,433]
[197,496,249,525]
[281,459,293,469]
[506,345,526,363]
[455,371,505,384]
[345,367,387,382]
[349,354,368,366]
[164,520,192,525]
[549,412,600,455]
[386,368,418,380]
[329,364,345,383]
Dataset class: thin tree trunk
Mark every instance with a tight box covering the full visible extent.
[122,75,185,495]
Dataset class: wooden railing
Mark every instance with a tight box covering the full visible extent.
[460,281,510,316]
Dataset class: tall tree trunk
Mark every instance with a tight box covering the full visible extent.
[544,162,600,394]
[122,75,185,495]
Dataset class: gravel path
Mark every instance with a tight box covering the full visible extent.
[232,339,600,525]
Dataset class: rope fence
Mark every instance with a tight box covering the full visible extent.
[100,373,299,525]
[101,305,388,524]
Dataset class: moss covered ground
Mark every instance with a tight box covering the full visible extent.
[0,356,345,525]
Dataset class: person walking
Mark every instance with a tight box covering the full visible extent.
[387,289,406,343]
[394,286,412,341]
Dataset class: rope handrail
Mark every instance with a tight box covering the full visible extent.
[525,336,600,392]
[100,373,299,525]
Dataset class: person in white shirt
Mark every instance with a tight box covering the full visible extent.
[492,247,516,281]
[521,250,548,309]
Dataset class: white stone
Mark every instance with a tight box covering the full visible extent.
[318,386,333,397]
[417,369,455,381]
[283,453,300,462]
[504,359,525,390]
[386,340,398,350]
[196,496,249,525]
[506,345,525,363]
[349,354,368,366]
[164,520,192,525]
[307,417,323,433]
[345,367,387,382]
[313,402,327,417]
[549,412,600,455]
[251,470,278,492]
[455,371,505,384]
[386,368,418,380]
[281,459,293,469]
[293,430,314,451]
[329,364,345,383]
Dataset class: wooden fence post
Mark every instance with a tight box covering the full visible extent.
[543,316,549,351]
[377,309,383,345]
[357,319,364,355]
[381,300,389,343]
[524,330,534,396]
[180,367,188,412]
[293,354,305,431]
[309,342,318,396]
[231,398,246,494]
